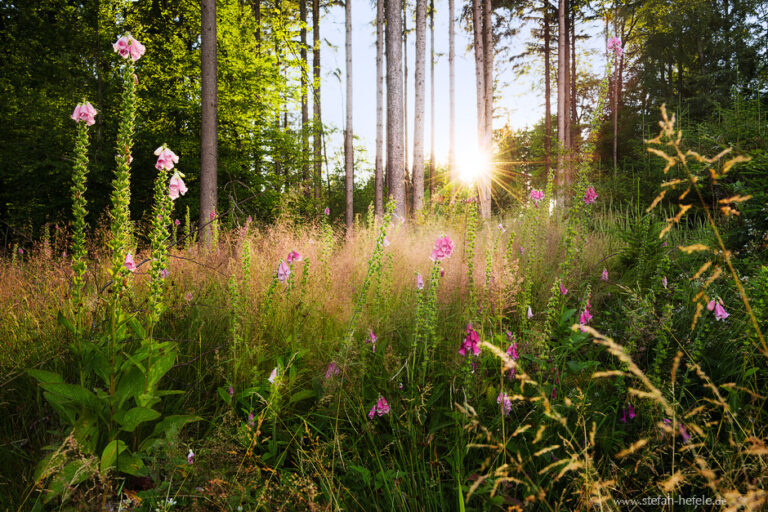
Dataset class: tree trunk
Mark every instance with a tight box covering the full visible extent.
[344,0,354,229]
[403,0,409,202]
[200,0,218,242]
[473,0,491,218]
[543,0,551,178]
[570,2,577,151]
[313,0,322,200]
[300,0,310,194]
[375,0,385,218]
[412,0,426,212]
[564,0,571,151]
[429,0,435,201]
[387,0,406,218]
[557,0,567,194]
[448,0,456,181]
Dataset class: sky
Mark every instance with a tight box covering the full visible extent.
[316,1,608,178]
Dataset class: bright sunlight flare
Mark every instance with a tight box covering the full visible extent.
[455,144,492,185]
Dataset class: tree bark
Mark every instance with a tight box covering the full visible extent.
[300,0,310,194]
[570,1,577,151]
[313,0,322,200]
[200,0,218,242]
[473,0,492,218]
[543,0,551,178]
[375,0,385,218]
[412,0,426,212]
[557,0,567,194]
[429,0,435,201]
[448,0,456,181]
[403,0,409,201]
[344,0,354,229]
[387,0,406,218]
[564,0,571,151]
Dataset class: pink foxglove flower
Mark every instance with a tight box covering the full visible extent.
[124,253,136,272]
[627,403,636,420]
[527,306,533,319]
[607,36,623,57]
[277,261,290,282]
[71,102,98,126]
[506,339,519,361]
[113,36,130,58]
[174,219,181,226]
[366,330,377,352]
[529,189,545,205]
[324,207,330,215]
[497,223,505,233]
[383,236,390,247]
[459,323,481,357]
[584,187,598,204]
[287,250,302,264]
[325,361,340,379]
[559,282,568,295]
[187,449,195,464]
[128,37,146,61]
[185,292,193,302]
[154,145,179,171]
[662,276,668,289]
[168,172,187,200]
[430,235,454,261]
[714,302,729,321]
[416,273,424,290]
[268,367,278,384]
[601,268,609,281]
[497,393,512,416]
[159,268,169,279]
[579,307,593,325]
[519,246,525,256]
[679,425,691,443]
[248,412,255,427]
[228,386,234,397]
[368,396,390,419]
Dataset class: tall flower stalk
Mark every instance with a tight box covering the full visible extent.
[109,45,139,295]
[70,100,97,308]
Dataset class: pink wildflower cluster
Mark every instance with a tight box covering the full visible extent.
[367,396,390,419]
[579,297,593,325]
[71,102,97,126]
[619,403,636,423]
[529,189,545,206]
[287,250,302,264]
[430,235,454,261]
[707,297,729,320]
[607,36,623,57]
[584,187,598,204]
[366,330,377,352]
[497,393,512,416]
[325,361,340,379]
[169,172,187,200]
[277,261,290,282]
[124,253,136,272]
[113,35,146,62]
[506,332,519,380]
[154,145,179,171]
[459,323,480,357]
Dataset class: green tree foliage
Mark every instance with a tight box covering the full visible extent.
[0,0,317,236]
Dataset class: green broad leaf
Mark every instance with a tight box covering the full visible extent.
[72,413,100,455]
[40,382,101,412]
[115,407,161,432]
[57,311,76,334]
[218,386,233,403]
[348,464,371,486]
[27,369,64,384]
[117,452,146,477]
[144,415,201,449]
[100,440,128,474]
[289,389,315,405]
[127,316,147,340]
[566,360,600,373]
[147,348,177,389]
[116,366,145,409]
